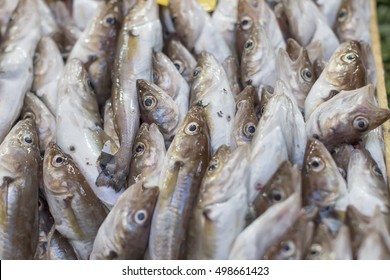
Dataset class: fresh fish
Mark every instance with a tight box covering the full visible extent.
[169,0,232,63]
[229,193,301,260]
[313,0,343,27]
[152,51,190,131]
[347,148,390,217]
[68,0,123,108]
[302,139,348,211]
[277,38,315,111]
[128,123,166,188]
[35,0,60,37]
[364,128,387,184]
[331,144,354,179]
[305,224,334,260]
[47,227,78,260]
[190,52,236,154]
[43,142,108,260]
[165,38,197,84]
[103,99,119,147]
[149,105,210,260]
[72,0,103,31]
[306,84,390,150]
[304,40,367,119]
[90,181,159,260]
[211,0,238,55]
[32,36,64,115]
[34,195,54,260]
[236,0,285,59]
[263,210,314,260]
[96,0,162,191]
[56,58,121,208]
[334,0,371,43]
[222,56,241,98]
[241,23,277,88]
[21,92,56,153]
[258,85,275,117]
[0,117,40,259]
[0,0,41,143]
[137,79,180,141]
[187,145,249,260]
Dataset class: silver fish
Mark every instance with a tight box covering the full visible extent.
[47,227,78,260]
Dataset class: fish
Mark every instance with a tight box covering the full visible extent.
[232,86,258,146]
[32,36,64,115]
[313,0,343,27]
[222,56,241,98]
[187,145,249,260]
[34,195,54,260]
[128,123,166,188]
[301,139,348,211]
[137,79,180,141]
[334,0,371,44]
[236,0,285,59]
[35,0,60,37]
[72,0,103,31]
[358,231,390,260]
[364,128,387,184]
[169,0,232,63]
[148,105,210,260]
[56,58,121,208]
[240,23,277,88]
[332,225,353,260]
[229,193,301,260]
[103,99,120,147]
[96,0,163,191]
[0,117,40,259]
[68,0,123,108]
[306,84,390,150]
[305,224,335,260]
[90,181,159,260]
[331,144,354,179]
[47,227,78,260]
[0,0,41,143]
[277,38,315,111]
[304,40,367,119]
[160,6,176,38]
[43,142,108,260]
[258,85,275,117]
[164,38,197,84]
[0,0,18,36]
[21,92,56,153]
[190,52,236,154]
[347,148,390,217]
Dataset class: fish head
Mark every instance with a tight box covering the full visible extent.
[302,139,347,208]
[325,40,367,89]
[334,0,355,39]
[152,51,178,98]
[236,0,258,57]
[94,0,123,40]
[306,224,334,259]
[234,100,258,145]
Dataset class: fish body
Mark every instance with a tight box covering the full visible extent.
[47,228,78,260]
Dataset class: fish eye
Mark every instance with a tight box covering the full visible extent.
[281,241,296,257]
[338,8,348,22]
[143,95,157,110]
[307,156,325,172]
[270,189,284,202]
[342,52,357,63]
[134,209,147,224]
[87,79,94,91]
[240,16,252,30]
[207,160,219,172]
[244,122,256,138]
[372,164,383,177]
[185,122,200,135]
[23,135,33,144]
[104,15,116,26]
[244,40,254,50]
[173,60,184,74]
[309,244,322,257]
[134,142,145,155]
[52,154,66,167]
[193,67,201,77]
[301,68,314,82]
[353,116,369,131]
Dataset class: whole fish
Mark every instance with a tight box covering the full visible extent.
[364,128,387,184]
[137,79,180,141]
[56,58,121,208]
[32,36,64,115]
[43,143,108,260]
[302,139,348,211]
[241,23,277,88]
[90,181,159,260]
[313,0,343,27]
[72,0,103,31]
[347,148,390,217]
[164,38,197,84]
[190,52,236,154]
[306,84,390,150]
[96,0,163,191]
[304,40,367,120]
[334,0,371,44]
[149,105,210,260]
[128,123,166,188]
[169,0,232,63]
[187,145,249,260]
[229,193,301,260]
[0,0,41,143]
[21,92,56,153]
[277,38,315,111]
[68,0,123,108]
[34,195,54,260]
[0,117,40,259]
[47,227,78,260]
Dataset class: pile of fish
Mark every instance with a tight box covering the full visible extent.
[1,0,390,260]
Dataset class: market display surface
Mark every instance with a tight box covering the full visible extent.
[0,0,390,260]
